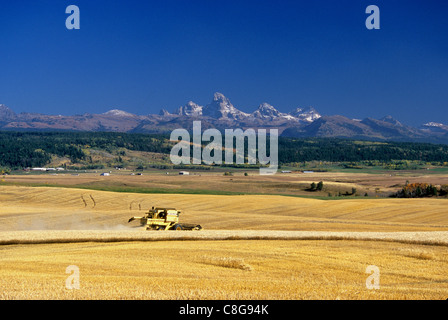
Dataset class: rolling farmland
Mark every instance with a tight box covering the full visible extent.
[1,174,448,300]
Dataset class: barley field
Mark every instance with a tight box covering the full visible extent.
[0,184,448,300]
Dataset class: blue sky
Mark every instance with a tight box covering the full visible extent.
[1,0,447,126]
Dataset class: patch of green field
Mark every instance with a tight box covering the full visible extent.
[0,180,246,196]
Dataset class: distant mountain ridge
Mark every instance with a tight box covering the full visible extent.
[164,92,320,123]
[1,93,448,144]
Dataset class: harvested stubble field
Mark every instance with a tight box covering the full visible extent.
[5,170,448,197]
[0,184,448,299]
[1,184,448,232]
[1,238,448,299]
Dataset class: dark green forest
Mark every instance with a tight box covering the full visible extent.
[0,131,171,169]
[1,131,448,170]
[278,138,448,163]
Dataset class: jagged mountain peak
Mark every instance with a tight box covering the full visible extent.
[0,104,17,121]
[203,92,249,120]
[164,93,323,123]
[212,92,231,103]
[291,106,317,114]
[0,104,13,111]
[159,108,171,116]
[257,102,280,114]
[258,102,277,111]
[175,101,203,116]
[289,106,321,122]
[4,93,448,144]
[252,102,291,120]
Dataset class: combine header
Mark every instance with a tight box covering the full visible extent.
[128,207,202,231]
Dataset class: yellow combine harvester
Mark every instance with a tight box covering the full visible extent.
[128,207,202,231]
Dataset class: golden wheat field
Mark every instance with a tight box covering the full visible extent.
[1,182,448,300]
[1,239,448,300]
[1,184,448,232]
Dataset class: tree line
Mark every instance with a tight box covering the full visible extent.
[1,131,448,169]
[278,138,448,163]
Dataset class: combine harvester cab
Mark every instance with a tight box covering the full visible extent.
[128,207,202,231]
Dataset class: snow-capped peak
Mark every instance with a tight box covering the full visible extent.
[203,92,249,120]
[258,102,277,112]
[103,109,135,117]
[289,106,321,122]
[176,101,203,116]
[163,93,322,123]
[421,121,448,131]
[423,122,445,128]
[252,103,294,120]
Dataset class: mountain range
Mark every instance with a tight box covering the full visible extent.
[1,92,448,144]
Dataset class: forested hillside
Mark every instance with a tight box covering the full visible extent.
[1,131,448,170]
